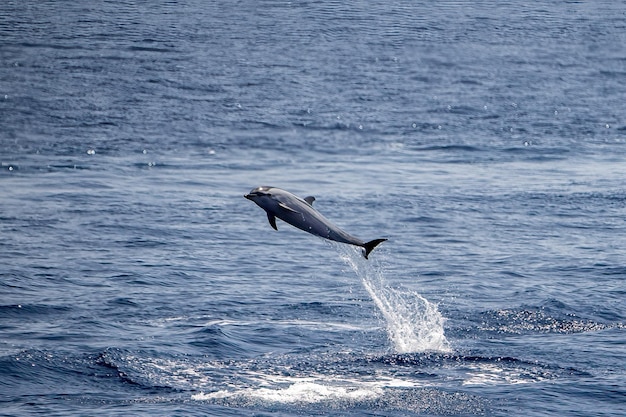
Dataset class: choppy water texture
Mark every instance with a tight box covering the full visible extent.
[1,1,626,416]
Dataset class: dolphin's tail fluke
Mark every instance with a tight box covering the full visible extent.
[362,238,387,259]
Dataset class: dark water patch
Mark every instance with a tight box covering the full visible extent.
[0,303,72,319]
[417,144,484,153]
[403,215,446,224]
[502,144,570,155]
[12,41,87,51]
[107,298,140,308]
[596,265,626,276]
[120,237,169,249]
[126,45,177,53]
[285,301,339,316]
[44,163,94,172]
[445,104,484,115]
[403,141,579,164]
[187,325,251,357]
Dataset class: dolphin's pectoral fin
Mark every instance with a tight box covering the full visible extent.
[278,202,299,213]
[267,213,278,230]
[304,196,316,206]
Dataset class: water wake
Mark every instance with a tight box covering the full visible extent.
[336,245,451,354]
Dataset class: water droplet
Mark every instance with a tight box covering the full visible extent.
[87,149,96,155]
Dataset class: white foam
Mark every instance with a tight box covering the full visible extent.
[250,380,381,403]
[191,378,383,404]
[461,362,549,386]
[192,374,386,404]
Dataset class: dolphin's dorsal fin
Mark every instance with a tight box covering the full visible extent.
[278,202,299,213]
[267,212,278,230]
[304,196,315,206]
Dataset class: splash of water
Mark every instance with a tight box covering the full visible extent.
[337,245,451,353]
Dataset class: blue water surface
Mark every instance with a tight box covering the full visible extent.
[1,1,625,416]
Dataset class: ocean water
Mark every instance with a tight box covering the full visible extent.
[1,1,625,415]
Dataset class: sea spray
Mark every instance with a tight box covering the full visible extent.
[336,245,451,353]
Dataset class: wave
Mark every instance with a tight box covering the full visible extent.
[1,345,586,415]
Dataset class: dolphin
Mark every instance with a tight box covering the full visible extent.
[245,186,387,259]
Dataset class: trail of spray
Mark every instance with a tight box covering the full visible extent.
[337,245,451,353]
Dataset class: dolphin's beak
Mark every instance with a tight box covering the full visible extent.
[244,194,253,200]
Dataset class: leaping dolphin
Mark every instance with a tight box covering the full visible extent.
[245,186,387,259]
